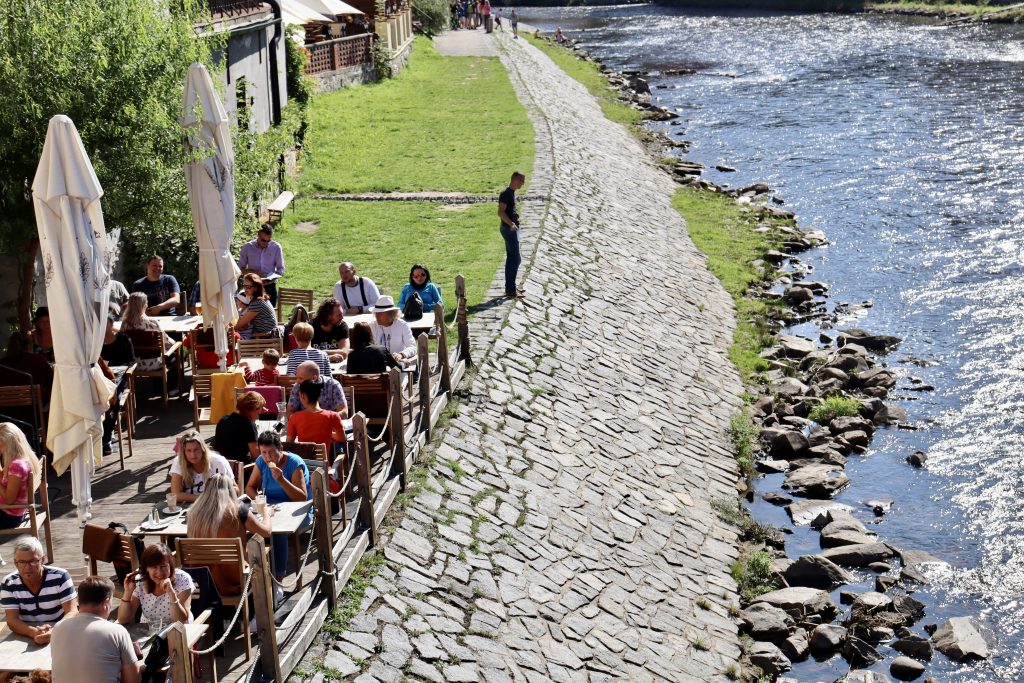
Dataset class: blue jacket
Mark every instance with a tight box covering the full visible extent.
[398,282,444,313]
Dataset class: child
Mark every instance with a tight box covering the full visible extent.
[241,348,281,386]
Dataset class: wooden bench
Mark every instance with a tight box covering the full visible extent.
[264,190,295,223]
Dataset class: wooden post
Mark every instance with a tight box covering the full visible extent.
[417,334,431,441]
[248,535,282,683]
[435,303,452,395]
[167,623,192,683]
[352,413,378,547]
[389,367,407,489]
[455,274,471,367]
[311,469,337,610]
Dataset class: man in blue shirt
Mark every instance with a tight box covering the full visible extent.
[131,255,181,316]
[498,171,526,298]
[239,224,286,308]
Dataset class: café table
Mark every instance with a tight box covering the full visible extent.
[0,619,208,673]
[131,500,314,541]
[155,314,203,335]
[345,311,435,337]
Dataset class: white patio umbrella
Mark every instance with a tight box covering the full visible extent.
[297,0,363,17]
[182,63,240,371]
[33,115,115,525]
[281,0,334,25]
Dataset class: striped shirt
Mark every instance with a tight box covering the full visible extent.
[286,347,331,377]
[0,566,76,624]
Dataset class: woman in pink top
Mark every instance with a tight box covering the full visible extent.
[0,424,42,529]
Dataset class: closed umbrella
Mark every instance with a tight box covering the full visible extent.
[182,63,240,372]
[33,115,115,525]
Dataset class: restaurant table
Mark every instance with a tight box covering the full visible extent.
[240,355,346,377]
[155,314,203,335]
[345,311,435,337]
[131,500,314,540]
[0,618,207,673]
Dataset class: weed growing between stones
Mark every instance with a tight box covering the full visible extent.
[727,411,758,477]
[729,550,777,604]
[696,597,712,610]
[808,394,862,424]
[711,498,778,546]
[692,636,711,651]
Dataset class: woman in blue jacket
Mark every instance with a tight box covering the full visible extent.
[397,264,444,314]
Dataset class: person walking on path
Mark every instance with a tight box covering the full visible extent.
[498,171,526,298]
[510,8,519,38]
[494,6,502,31]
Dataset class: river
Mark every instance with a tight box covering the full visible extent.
[517,5,1024,681]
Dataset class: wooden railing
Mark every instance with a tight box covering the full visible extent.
[305,34,373,74]
[205,0,266,16]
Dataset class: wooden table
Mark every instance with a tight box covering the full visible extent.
[155,314,203,335]
[0,619,208,673]
[130,500,314,539]
[345,312,434,336]
[240,355,346,377]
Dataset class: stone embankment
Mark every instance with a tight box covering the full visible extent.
[298,29,747,683]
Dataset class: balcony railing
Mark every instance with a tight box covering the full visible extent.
[206,0,266,16]
[305,34,373,74]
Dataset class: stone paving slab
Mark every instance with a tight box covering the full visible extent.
[433,28,499,57]
[300,30,744,683]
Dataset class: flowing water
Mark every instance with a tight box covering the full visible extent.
[518,5,1024,680]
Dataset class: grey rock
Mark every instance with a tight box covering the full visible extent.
[784,554,853,589]
[906,451,927,467]
[783,464,850,499]
[893,634,933,661]
[838,328,901,353]
[875,404,908,425]
[740,602,794,642]
[821,542,896,567]
[833,672,893,683]
[787,499,854,526]
[778,334,816,357]
[748,640,792,676]
[893,595,926,624]
[852,591,893,615]
[752,586,837,621]
[809,624,847,654]
[890,656,926,680]
[780,627,809,662]
[829,416,875,436]
[783,287,815,305]
[757,459,791,475]
[932,617,989,660]
[391,528,434,564]
[842,635,882,667]
[773,377,811,398]
[764,427,811,459]
[322,650,359,677]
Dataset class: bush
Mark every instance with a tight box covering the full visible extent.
[730,550,777,604]
[728,411,758,475]
[412,0,450,35]
[808,395,861,425]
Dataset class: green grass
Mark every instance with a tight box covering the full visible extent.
[302,37,533,194]
[727,411,758,476]
[277,200,502,311]
[730,550,777,604]
[523,34,648,129]
[671,186,785,384]
[808,395,862,424]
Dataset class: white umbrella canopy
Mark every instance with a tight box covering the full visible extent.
[32,115,115,524]
[281,0,334,25]
[182,63,240,371]
[297,0,363,17]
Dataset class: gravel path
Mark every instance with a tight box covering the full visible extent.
[301,31,745,683]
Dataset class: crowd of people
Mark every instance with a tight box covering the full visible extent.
[450,0,518,35]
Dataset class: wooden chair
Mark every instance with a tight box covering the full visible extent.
[276,287,314,320]
[0,384,46,453]
[234,461,256,493]
[187,328,233,375]
[343,386,355,416]
[175,537,252,661]
[82,526,139,598]
[0,468,53,560]
[237,336,284,361]
[113,366,136,469]
[124,329,182,407]
[277,373,297,399]
[235,385,284,416]
[190,374,215,431]
[340,374,396,450]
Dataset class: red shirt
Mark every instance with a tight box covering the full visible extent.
[243,366,280,386]
[287,409,344,452]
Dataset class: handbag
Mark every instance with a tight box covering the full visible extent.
[402,292,424,321]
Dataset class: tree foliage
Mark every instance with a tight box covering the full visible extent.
[411,0,452,35]
[0,0,220,329]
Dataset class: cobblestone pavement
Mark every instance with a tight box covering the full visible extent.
[302,32,744,683]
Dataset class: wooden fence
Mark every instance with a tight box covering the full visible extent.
[305,34,373,75]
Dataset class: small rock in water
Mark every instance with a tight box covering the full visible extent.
[932,617,989,660]
[890,656,926,681]
[907,451,927,467]
[716,163,737,172]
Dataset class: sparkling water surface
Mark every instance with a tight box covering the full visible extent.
[518,6,1024,680]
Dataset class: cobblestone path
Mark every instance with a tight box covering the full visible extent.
[304,33,744,682]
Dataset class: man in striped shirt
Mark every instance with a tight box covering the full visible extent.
[1,536,77,644]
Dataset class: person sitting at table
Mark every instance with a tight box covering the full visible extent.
[287,361,348,418]
[186,473,271,596]
[118,542,194,626]
[1,331,54,407]
[0,424,43,530]
[121,292,180,395]
[169,431,235,503]
[235,274,279,341]
[310,298,350,362]
[214,391,264,464]
[109,278,130,319]
[345,322,400,375]
[369,296,416,364]
[99,315,135,456]
[51,576,141,683]
[332,262,380,316]
[286,323,331,377]
[244,431,312,581]
[241,347,282,386]
[397,264,444,316]
[131,255,181,316]
[29,306,54,364]
[287,380,345,456]
[0,535,77,645]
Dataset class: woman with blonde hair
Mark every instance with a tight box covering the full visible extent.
[0,424,43,529]
[187,473,270,594]
[121,291,179,393]
[169,430,234,504]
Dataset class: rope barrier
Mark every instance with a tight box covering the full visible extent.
[366,398,396,443]
[326,453,359,499]
[187,566,253,655]
[277,515,319,592]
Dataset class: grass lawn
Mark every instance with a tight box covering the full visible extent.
[523,34,647,129]
[275,36,533,316]
[280,200,502,312]
[300,37,533,195]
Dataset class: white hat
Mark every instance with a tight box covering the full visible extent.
[374,295,398,312]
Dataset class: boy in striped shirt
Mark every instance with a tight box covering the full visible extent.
[1,536,76,644]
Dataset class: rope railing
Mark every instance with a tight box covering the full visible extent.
[278,515,319,592]
[366,397,396,443]
[186,566,254,655]
[326,454,359,499]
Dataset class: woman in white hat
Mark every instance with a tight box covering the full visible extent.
[370,295,416,363]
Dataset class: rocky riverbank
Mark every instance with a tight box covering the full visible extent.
[535,29,993,683]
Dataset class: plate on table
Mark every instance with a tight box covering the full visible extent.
[161,506,183,515]
[140,519,172,532]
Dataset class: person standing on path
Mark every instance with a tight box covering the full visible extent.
[498,171,526,298]
[510,8,518,38]
[238,224,286,308]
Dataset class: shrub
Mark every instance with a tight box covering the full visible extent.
[412,0,450,35]
[808,395,861,425]
[730,550,777,604]
[727,411,758,475]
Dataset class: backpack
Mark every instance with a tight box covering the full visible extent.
[403,292,424,321]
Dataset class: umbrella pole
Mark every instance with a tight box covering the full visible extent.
[216,311,228,372]
[73,443,95,527]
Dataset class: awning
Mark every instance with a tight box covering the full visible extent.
[280,0,334,24]
[299,0,364,17]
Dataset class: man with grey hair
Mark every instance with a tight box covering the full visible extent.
[286,360,348,417]
[51,576,141,683]
[1,535,76,644]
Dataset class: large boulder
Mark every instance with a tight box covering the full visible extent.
[859,367,897,389]
[773,376,811,397]
[764,427,811,459]
[932,617,989,661]
[748,641,791,677]
[778,334,816,357]
[821,543,896,568]
[740,602,794,643]
[752,587,837,621]
[890,656,926,681]
[833,672,892,683]
[783,555,853,590]
[842,635,883,667]
[780,627,809,662]
[892,634,933,661]
[851,591,893,617]
[783,464,850,498]
[829,415,875,436]
[809,624,847,654]
[838,328,902,353]
[787,499,854,526]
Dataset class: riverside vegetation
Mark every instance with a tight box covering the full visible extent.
[532,29,991,682]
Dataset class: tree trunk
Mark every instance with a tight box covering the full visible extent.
[18,236,38,333]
